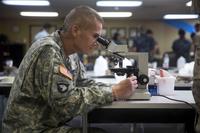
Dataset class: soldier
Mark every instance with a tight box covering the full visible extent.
[2,6,138,133]
[193,51,200,132]
[194,23,200,51]
[187,0,200,132]
[192,24,200,133]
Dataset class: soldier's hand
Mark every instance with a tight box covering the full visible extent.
[112,76,138,100]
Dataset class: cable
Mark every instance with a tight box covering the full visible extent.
[127,94,198,128]
[156,94,199,128]
[156,94,196,110]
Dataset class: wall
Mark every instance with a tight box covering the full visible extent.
[104,19,197,56]
[0,18,198,56]
[0,18,63,46]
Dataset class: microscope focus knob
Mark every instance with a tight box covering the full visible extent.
[138,74,149,85]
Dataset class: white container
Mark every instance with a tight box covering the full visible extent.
[94,56,108,76]
[162,54,169,69]
[157,76,176,96]
[177,56,186,69]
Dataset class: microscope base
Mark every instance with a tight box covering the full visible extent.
[128,89,151,100]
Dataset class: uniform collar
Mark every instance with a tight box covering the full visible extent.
[51,30,71,66]
[51,30,63,48]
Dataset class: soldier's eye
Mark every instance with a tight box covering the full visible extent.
[93,33,100,39]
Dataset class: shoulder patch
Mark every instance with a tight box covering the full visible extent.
[57,83,69,93]
[59,64,73,80]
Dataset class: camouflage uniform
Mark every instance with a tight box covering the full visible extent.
[192,45,200,133]
[194,32,200,50]
[2,31,113,133]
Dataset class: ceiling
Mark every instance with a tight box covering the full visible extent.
[0,0,194,20]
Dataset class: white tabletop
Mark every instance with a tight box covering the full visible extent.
[0,76,194,110]
[101,91,195,109]
[0,76,14,87]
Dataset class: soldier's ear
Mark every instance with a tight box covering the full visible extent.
[71,25,80,37]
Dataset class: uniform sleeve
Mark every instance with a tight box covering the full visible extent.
[37,46,113,120]
[193,35,200,46]
[192,46,200,113]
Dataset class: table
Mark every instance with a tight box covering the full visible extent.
[0,76,13,131]
[0,76,195,132]
[83,91,196,133]
[0,76,14,96]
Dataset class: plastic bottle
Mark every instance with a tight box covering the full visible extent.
[94,56,108,76]
[162,53,169,69]
[177,56,186,69]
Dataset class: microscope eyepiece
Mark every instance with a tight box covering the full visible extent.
[96,36,111,49]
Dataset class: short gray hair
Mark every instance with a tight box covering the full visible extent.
[62,5,104,32]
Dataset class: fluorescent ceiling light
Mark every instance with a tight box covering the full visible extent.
[20,12,58,17]
[2,0,50,6]
[98,12,132,17]
[96,1,142,7]
[186,1,192,7]
[163,14,198,19]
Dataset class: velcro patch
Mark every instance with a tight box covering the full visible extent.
[59,64,73,80]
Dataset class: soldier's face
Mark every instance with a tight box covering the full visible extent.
[74,20,102,55]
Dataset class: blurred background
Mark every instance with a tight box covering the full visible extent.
[0,0,199,72]
[0,0,199,132]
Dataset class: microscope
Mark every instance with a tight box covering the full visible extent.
[97,36,151,100]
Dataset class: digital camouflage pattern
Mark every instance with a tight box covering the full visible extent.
[193,32,200,48]
[2,31,113,133]
[193,45,200,132]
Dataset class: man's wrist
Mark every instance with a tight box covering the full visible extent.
[112,86,118,100]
